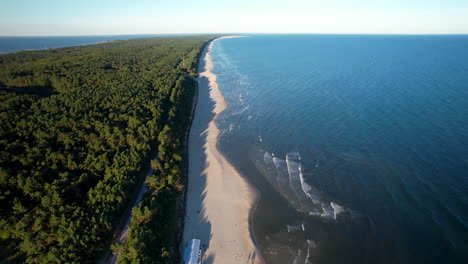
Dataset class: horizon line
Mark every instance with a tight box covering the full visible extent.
[1,32,468,38]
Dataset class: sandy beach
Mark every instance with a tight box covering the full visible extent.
[182,36,262,264]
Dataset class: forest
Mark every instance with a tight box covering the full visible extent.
[0,35,214,263]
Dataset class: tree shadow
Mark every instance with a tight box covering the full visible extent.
[0,85,57,96]
[181,49,217,262]
[203,253,215,264]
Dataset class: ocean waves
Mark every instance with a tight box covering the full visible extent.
[212,34,468,264]
[261,150,350,221]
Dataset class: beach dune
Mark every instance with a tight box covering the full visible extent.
[182,37,261,264]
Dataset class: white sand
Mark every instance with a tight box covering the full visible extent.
[182,36,262,264]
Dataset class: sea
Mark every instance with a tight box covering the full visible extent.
[0,34,190,53]
[210,35,468,264]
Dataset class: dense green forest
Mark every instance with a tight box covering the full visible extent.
[0,35,214,263]
[118,73,197,264]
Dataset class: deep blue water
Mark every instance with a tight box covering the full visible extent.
[0,35,186,53]
[210,35,468,263]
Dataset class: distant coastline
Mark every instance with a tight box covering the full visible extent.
[0,34,195,54]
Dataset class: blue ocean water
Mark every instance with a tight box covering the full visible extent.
[210,35,468,263]
[0,35,184,53]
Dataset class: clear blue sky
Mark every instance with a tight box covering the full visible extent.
[1,0,467,36]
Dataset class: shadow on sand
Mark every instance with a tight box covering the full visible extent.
[181,65,217,262]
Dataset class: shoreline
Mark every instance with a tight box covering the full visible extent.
[182,36,262,263]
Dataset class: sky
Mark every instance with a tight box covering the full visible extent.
[0,0,467,36]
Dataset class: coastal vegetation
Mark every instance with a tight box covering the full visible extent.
[119,74,197,264]
[0,36,212,263]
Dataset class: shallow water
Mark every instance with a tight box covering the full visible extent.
[210,35,468,263]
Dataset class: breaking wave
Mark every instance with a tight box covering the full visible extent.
[287,224,303,233]
[257,150,350,221]
[231,105,250,116]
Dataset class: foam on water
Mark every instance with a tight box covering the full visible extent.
[299,170,320,205]
[239,93,244,104]
[264,152,274,165]
[287,225,303,232]
[320,203,335,220]
[231,105,250,115]
[307,240,317,248]
[330,202,345,220]
[305,240,316,264]
[261,150,350,220]
[293,249,300,264]
[272,155,284,169]
[286,153,324,207]
[273,157,293,189]
[286,153,309,202]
